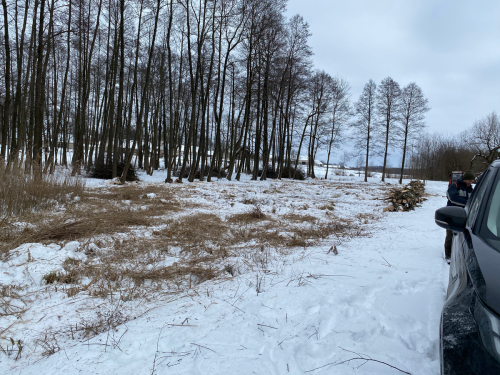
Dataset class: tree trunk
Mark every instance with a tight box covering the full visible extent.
[120,0,161,184]
[1,0,12,161]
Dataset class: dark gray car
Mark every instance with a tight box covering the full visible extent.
[435,160,500,374]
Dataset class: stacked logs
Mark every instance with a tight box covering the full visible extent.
[384,180,427,212]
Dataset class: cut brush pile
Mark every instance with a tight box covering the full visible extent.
[384,180,427,212]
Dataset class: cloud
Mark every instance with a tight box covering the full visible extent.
[286,0,500,138]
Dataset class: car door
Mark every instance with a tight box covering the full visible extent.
[446,169,493,300]
[466,168,500,312]
[461,169,497,297]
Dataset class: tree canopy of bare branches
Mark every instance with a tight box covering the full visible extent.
[462,112,500,169]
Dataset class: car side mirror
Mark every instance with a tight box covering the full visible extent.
[435,206,467,233]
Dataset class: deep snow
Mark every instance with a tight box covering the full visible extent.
[1,172,450,375]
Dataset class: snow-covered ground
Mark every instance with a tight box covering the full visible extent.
[1,171,449,374]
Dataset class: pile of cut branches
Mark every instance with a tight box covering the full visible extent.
[384,180,427,212]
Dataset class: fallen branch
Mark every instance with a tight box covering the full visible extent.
[151,324,166,375]
[190,342,219,355]
[305,353,411,374]
[166,324,198,327]
[381,256,398,270]
[306,273,356,279]
[257,323,278,330]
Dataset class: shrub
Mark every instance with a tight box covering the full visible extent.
[258,166,305,180]
[281,166,306,180]
[89,161,138,181]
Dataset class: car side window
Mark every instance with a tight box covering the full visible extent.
[467,170,491,229]
[479,172,500,252]
[486,182,500,237]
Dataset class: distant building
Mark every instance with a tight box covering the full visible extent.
[297,156,324,167]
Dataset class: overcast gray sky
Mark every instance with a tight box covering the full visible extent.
[286,0,500,143]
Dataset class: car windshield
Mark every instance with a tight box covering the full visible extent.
[481,174,500,251]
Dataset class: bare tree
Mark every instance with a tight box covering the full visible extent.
[324,76,350,179]
[463,112,500,169]
[305,70,332,178]
[339,150,350,176]
[1,0,11,161]
[396,82,429,184]
[356,155,363,177]
[351,79,377,182]
[376,77,400,182]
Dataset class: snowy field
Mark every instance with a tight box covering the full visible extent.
[1,169,449,374]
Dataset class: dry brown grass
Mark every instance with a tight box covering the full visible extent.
[318,202,335,211]
[35,235,223,299]
[355,212,378,224]
[0,337,23,360]
[0,284,27,318]
[283,213,317,224]
[0,163,85,220]
[0,210,152,256]
[42,270,80,285]
[32,207,360,300]
[82,184,184,215]
[162,213,228,249]
[262,188,284,194]
[1,177,366,290]
[122,263,220,287]
[0,182,186,257]
[227,205,268,224]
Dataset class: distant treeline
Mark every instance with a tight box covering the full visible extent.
[408,112,499,181]
[353,112,500,182]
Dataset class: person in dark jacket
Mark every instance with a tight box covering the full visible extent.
[444,170,475,260]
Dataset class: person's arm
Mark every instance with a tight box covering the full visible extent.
[447,183,468,207]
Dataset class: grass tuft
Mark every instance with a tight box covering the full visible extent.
[42,270,80,284]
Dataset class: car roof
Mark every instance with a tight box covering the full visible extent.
[490,160,500,169]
